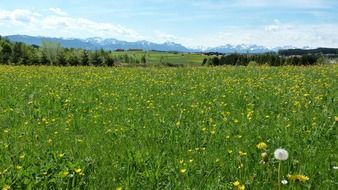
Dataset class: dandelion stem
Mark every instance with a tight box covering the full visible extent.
[278,161,281,190]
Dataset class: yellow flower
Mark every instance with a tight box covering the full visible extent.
[238,184,245,190]
[298,175,309,182]
[116,187,123,190]
[287,174,310,182]
[256,142,268,150]
[179,168,187,174]
[75,168,82,174]
[233,181,240,186]
[63,171,69,177]
[2,185,10,190]
[232,181,245,190]
[239,151,247,156]
[247,111,254,120]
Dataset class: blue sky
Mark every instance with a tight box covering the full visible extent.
[0,0,338,48]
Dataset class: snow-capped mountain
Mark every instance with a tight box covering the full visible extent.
[206,44,273,54]
[5,35,190,52]
[5,35,279,53]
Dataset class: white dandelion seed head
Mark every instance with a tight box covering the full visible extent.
[281,179,288,185]
[261,152,268,158]
[274,148,289,161]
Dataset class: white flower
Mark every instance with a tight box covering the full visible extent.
[333,166,338,170]
[261,152,268,158]
[274,148,289,161]
[281,179,288,185]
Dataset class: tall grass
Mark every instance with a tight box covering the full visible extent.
[0,65,337,189]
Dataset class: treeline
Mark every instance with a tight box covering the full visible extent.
[203,53,325,66]
[279,48,338,56]
[0,36,147,66]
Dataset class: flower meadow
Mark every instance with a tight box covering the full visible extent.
[0,65,337,189]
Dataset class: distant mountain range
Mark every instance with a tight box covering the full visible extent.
[5,35,282,53]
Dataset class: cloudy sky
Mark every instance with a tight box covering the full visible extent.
[0,0,337,48]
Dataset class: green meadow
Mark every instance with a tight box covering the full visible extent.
[0,65,337,189]
[111,51,207,66]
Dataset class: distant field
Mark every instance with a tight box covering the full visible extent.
[111,51,207,65]
[0,65,337,189]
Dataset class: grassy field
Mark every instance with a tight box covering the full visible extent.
[0,65,337,189]
[112,51,207,65]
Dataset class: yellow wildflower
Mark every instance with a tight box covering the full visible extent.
[256,142,268,150]
[233,181,240,186]
[287,174,310,182]
[233,181,245,190]
[239,151,247,156]
[75,168,82,174]
[2,185,10,190]
[116,187,123,190]
[63,171,69,177]
[179,168,187,174]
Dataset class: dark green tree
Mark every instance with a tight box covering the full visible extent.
[141,55,147,64]
[0,43,12,64]
[66,51,80,66]
[12,42,23,64]
[40,51,49,65]
[81,50,90,66]
[90,50,102,66]
[57,50,67,66]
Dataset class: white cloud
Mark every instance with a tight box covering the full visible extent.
[0,8,141,40]
[193,22,338,48]
[49,8,68,16]
[264,19,294,32]
[154,31,178,42]
[0,9,41,25]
